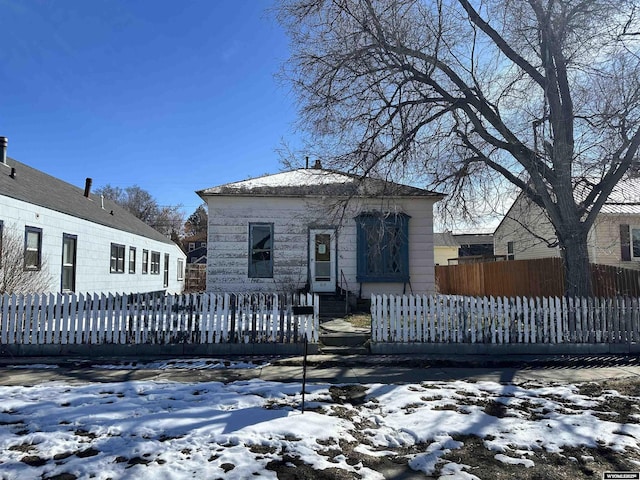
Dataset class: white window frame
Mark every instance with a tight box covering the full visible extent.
[110,243,125,273]
[151,251,161,275]
[177,258,184,281]
[129,247,136,274]
[142,249,149,274]
[24,226,43,271]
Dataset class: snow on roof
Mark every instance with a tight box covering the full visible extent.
[197,168,444,199]
[583,177,640,215]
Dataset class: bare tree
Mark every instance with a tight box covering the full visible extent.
[0,227,52,294]
[277,0,640,296]
[95,184,185,237]
[184,204,208,237]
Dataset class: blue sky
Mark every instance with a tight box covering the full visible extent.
[0,0,297,215]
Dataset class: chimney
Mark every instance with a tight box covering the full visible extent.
[0,136,7,165]
[313,159,322,169]
[83,177,92,198]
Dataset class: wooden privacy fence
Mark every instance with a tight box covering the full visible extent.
[436,257,640,297]
[184,264,206,292]
[371,294,640,344]
[0,292,319,346]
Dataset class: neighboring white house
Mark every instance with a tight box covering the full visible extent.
[494,178,640,270]
[0,138,186,294]
[197,166,444,297]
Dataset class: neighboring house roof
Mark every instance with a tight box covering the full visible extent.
[434,232,460,247]
[597,177,640,215]
[496,176,640,234]
[197,168,445,199]
[186,246,207,264]
[0,157,175,245]
[453,233,494,244]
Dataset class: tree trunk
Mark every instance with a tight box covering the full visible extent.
[560,231,592,298]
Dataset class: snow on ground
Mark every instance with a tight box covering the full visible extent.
[0,370,639,479]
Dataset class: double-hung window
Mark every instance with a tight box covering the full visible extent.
[24,226,43,270]
[62,234,77,292]
[110,243,125,273]
[142,249,149,274]
[177,258,184,281]
[163,253,169,287]
[249,223,273,278]
[151,251,160,274]
[356,213,409,283]
[129,247,136,274]
[506,241,515,261]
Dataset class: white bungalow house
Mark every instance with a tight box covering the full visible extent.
[197,166,444,297]
[0,137,186,294]
[494,178,640,270]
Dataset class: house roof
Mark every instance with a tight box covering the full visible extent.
[598,177,640,214]
[495,176,640,234]
[196,168,445,199]
[434,232,460,247]
[0,158,176,245]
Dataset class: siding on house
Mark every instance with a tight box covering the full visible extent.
[202,170,442,297]
[433,232,460,266]
[0,157,186,294]
[494,180,640,271]
[590,215,640,270]
[493,195,560,260]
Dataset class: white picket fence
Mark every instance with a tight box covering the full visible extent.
[0,292,319,345]
[371,294,640,344]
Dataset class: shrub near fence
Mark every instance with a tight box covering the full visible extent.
[0,292,319,349]
[371,294,640,354]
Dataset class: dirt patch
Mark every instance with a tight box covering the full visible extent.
[593,395,640,424]
[437,434,640,480]
[20,455,47,466]
[44,474,77,480]
[329,385,368,405]
[344,314,371,330]
[266,453,356,479]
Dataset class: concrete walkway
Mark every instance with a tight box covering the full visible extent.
[1,353,640,386]
[2,319,640,386]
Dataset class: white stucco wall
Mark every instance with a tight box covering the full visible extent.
[205,194,439,297]
[1,195,186,294]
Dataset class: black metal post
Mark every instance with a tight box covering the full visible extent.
[302,332,308,413]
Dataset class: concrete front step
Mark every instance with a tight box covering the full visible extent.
[319,345,370,355]
[318,297,349,318]
[320,332,371,347]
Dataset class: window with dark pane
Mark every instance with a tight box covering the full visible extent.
[24,226,43,270]
[356,213,409,282]
[62,234,77,291]
[249,223,273,278]
[632,227,640,259]
[110,243,125,273]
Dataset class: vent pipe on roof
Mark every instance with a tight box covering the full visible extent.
[83,177,92,198]
[0,136,7,165]
[305,156,309,169]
